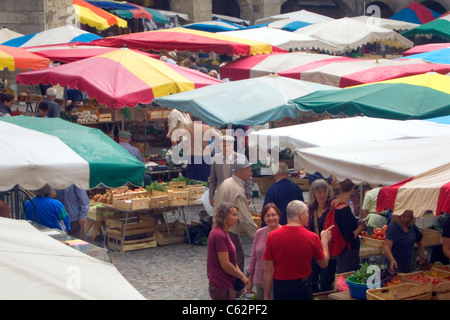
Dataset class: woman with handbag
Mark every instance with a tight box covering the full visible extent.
[308,179,336,293]
[207,202,249,300]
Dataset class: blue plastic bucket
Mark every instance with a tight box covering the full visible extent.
[346,275,369,300]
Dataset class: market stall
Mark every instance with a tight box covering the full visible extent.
[88,179,210,252]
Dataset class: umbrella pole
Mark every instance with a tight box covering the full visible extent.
[359,182,363,219]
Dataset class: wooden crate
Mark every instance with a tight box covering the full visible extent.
[147,110,164,120]
[169,181,187,190]
[419,228,442,247]
[360,236,385,249]
[170,190,189,206]
[366,283,432,300]
[107,235,157,252]
[98,113,112,122]
[288,177,310,191]
[399,270,450,293]
[155,221,186,246]
[131,108,146,121]
[112,197,149,211]
[432,264,450,273]
[105,215,155,238]
[148,195,169,209]
[88,205,110,221]
[187,185,205,205]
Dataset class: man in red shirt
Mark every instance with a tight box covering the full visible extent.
[263,200,333,300]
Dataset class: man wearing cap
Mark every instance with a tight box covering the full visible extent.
[119,131,151,185]
[213,158,258,273]
[209,135,252,207]
[118,131,146,163]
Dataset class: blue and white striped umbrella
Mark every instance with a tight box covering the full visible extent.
[1,25,102,47]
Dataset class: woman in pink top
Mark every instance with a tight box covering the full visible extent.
[207,202,249,300]
[247,203,281,299]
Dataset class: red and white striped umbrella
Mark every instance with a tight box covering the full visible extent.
[219,51,352,81]
[377,162,450,217]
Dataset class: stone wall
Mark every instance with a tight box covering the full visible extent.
[0,0,71,35]
[170,0,211,23]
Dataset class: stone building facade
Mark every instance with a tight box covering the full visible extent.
[0,0,72,35]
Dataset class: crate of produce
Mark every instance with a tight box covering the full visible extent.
[148,195,169,209]
[147,109,164,120]
[170,190,189,206]
[333,271,355,291]
[187,185,205,205]
[366,283,433,300]
[131,108,147,121]
[432,264,450,273]
[98,113,112,122]
[399,270,450,293]
[360,235,385,248]
[419,228,442,247]
[155,221,186,246]
[288,177,310,191]
[87,205,117,221]
[112,197,149,211]
[169,181,187,190]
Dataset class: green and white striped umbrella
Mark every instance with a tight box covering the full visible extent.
[0,116,145,191]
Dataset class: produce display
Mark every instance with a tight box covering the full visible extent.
[361,224,387,240]
[408,271,450,285]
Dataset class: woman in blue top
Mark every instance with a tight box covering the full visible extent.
[384,209,426,273]
[25,184,71,232]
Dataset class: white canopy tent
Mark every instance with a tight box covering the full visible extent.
[0,218,145,300]
[294,17,413,54]
[249,116,450,151]
[255,9,334,25]
[294,136,450,186]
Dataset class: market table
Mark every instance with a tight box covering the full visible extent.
[101,204,192,252]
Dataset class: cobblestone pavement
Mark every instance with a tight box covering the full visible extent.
[88,198,262,300]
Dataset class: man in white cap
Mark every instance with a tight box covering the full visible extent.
[213,157,258,274]
[209,135,252,207]
[44,87,61,118]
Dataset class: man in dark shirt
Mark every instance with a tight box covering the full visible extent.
[263,162,304,225]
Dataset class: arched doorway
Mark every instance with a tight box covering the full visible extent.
[364,1,394,18]
[281,0,351,19]
[213,0,240,18]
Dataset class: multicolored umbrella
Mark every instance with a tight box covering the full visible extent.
[0,44,50,71]
[85,0,169,24]
[267,18,312,32]
[397,47,450,64]
[153,75,335,127]
[90,27,283,56]
[72,0,127,30]
[219,52,353,81]
[0,27,23,44]
[277,57,450,87]
[390,2,441,24]
[183,20,244,33]
[1,25,102,48]
[218,27,325,51]
[377,162,450,217]
[0,116,146,191]
[401,13,450,41]
[403,43,449,56]
[25,43,158,63]
[291,73,450,120]
[294,17,413,54]
[16,48,222,109]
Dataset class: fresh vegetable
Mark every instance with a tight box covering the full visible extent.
[170,176,208,187]
[145,181,168,192]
